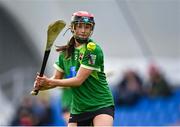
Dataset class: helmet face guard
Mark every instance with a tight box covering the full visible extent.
[71,11,95,43]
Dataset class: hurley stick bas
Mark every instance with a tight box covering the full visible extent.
[30,20,66,95]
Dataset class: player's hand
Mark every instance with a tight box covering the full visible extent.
[34,73,49,90]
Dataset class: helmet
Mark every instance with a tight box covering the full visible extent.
[71,11,95,43]
[71,11,95,28]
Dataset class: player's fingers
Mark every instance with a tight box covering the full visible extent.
[34,77,43,86]
[34,81,39,89]
[36,72,40,76]
[36,75,43,81]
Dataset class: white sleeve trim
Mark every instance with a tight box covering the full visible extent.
[81,64,101,72]
[53,63,64,72]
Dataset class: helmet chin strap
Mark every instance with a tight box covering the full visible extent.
[74,35,89,44]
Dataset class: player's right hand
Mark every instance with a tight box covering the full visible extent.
[34,73,49,90]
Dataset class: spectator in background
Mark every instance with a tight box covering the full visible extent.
[115,69,144,106]
[10,96,37,126]
[11,95,54,126]
[18,108,34,126]
[34,95,54,126]
[145,64,172,97]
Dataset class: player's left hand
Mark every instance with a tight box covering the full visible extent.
[34,74,50,90]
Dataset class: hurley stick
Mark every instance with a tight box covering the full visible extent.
[30,20,66,95]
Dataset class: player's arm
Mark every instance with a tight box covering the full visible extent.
[36,43,100,88]
[36,66,92,88]
[50,66,92,87]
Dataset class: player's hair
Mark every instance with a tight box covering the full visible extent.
[56,36,88,59]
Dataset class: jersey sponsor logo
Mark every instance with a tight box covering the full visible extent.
[88,54,96,65]
[66,66,77,78]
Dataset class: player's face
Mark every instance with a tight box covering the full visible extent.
[74,23,92,39]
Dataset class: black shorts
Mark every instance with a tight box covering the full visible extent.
[68,106,114,126]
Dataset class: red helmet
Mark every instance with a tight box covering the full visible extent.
[71,11,95,27]
[71,11,95,43]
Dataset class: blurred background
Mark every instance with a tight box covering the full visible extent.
[0,0,179,126]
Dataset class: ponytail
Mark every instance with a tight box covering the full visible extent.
[56,37,75,59]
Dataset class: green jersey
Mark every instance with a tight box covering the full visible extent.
[60,88,72,111]
[54,40,114,114]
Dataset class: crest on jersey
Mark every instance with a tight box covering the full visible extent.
[79,53,84,61]
[88,54,96,65]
